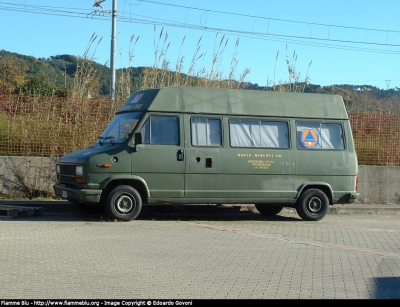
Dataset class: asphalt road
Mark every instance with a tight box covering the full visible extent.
[0,202,399,299]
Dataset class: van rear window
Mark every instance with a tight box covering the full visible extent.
[297,122,344,150]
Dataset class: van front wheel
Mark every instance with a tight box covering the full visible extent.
[105,185,142,221]
[296,189,329,221]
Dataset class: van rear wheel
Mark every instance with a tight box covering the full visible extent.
[105,185,142,221]
[296,188,329,221]
[255,204,283,216]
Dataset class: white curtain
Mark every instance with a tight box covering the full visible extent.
[230,119,288,148]
[191,118,221,146]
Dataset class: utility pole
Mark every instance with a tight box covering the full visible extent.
[91,1,116,108]
[110,0,117,107]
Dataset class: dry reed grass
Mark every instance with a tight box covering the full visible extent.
[0,29,313,198]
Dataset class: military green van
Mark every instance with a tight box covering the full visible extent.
[54,86,359,221]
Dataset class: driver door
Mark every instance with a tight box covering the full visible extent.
[131,114,185,198]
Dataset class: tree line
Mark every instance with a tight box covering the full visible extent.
[1,49,400,113]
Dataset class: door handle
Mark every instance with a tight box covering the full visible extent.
[177,149,185,161]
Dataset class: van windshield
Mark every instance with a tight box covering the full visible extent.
[96,112,143,144]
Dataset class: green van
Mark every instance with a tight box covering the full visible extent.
[53,86,359,221]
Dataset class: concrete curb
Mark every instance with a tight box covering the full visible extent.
[0,200,77,213]
[283,205,400,215]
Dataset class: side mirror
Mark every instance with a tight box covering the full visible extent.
[134,132,143,152]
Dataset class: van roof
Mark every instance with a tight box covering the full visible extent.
[120,86,349,119]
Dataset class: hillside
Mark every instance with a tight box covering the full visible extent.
[1,49,400,113]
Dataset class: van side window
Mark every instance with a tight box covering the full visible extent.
[229,119,289,148]
[191,117,222,146]
[142,115,179,145]
[297,122,344,150]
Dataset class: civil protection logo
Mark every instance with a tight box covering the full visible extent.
[300,128,320,148]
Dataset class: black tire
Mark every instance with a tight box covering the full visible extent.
[296,188,329,221]
[105,185,142,221]
[255,204,284,216]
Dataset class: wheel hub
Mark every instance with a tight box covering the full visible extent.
[307,196,322,213]
[116,195,134,213]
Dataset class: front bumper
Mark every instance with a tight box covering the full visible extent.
[53,184,102,204]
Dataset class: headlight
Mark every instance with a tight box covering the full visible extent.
[56,165,60,174]
[76,166,83,176]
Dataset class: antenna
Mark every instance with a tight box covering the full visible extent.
[89,0,111,17]
[94,0,106,11]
